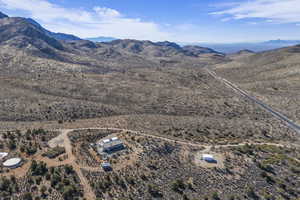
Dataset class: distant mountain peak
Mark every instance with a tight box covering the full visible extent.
[263,39,300,44]
[182,45,223,56]
[236,49,255,54]
[156,41,181,49]
[0,11,9,19]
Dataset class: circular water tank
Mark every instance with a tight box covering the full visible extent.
[3,158,22,168]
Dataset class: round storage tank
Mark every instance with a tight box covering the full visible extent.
[3,158,22,168]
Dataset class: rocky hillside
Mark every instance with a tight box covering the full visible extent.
[0,16,65,58]
[25,18,81,41]
[0,11,227,122]
[183,45,223,55]
[0,11,8,19]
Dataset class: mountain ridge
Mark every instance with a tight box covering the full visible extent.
[0,17,64,50]
[0,11,223,62]
[0,11,8,19]
[0,12,81,41]
[25,18,82,41]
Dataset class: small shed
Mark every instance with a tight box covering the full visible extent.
[102,162,112,171]
[103,139,110,144]
[202,154,217,163]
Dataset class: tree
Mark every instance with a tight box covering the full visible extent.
[41,185,47,197]
[30,161,48,176]
[62,185,77,200]
[148,184,163,198]
[16,130,21,137]
[10,175,16,183]
[212,192,220,200]
[171,179,186,193]
[25,129,32,140]
[26,146,37,155]
[0,177,11,191]
[51,173,61,187]
[64,165,74,174]
[8,140,16,150]
[22,192,33,200]
[30,160,38,173]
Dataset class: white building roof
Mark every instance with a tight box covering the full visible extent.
[202,154,214,159]
[111,137,118,141]
[103,139,110,143]
[102,162,111,167]
[0,152,8,160]
[3,158,22,167]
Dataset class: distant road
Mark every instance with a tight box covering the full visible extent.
[206,69,300,134]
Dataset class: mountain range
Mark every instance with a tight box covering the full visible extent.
[3,10,298,54]
[187,40,300,53]
[0,10,298,124]
[0,11,225,67]
[86,37,300,53]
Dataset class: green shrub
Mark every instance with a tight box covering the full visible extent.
[42,147,65,159]
[148,184,163,197]
[26,146,37,155]
[212,192,220,200]
[22,192,33,200]
[171,179,186,193]
[30,161,48,176]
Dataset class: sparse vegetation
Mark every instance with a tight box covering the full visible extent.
[42,146,66,159]
[215,47,300,124]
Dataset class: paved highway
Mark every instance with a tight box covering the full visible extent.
[206,69,300,134]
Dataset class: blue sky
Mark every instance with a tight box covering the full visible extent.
[1,0,300,43]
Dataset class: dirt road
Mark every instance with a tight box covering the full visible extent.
[55,129,97,200]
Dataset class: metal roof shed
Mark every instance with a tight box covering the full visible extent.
[103,139,110,144]
[202,154,217,163]
[102,162,112,171]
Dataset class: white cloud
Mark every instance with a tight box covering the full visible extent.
[0,0,94,23]
[212,0,300,24]
[0,0,171,41]
[93,6,121,19]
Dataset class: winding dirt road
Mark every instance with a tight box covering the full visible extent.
[51,129,97,200]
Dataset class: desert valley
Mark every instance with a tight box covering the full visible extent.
[0,11,299,200]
